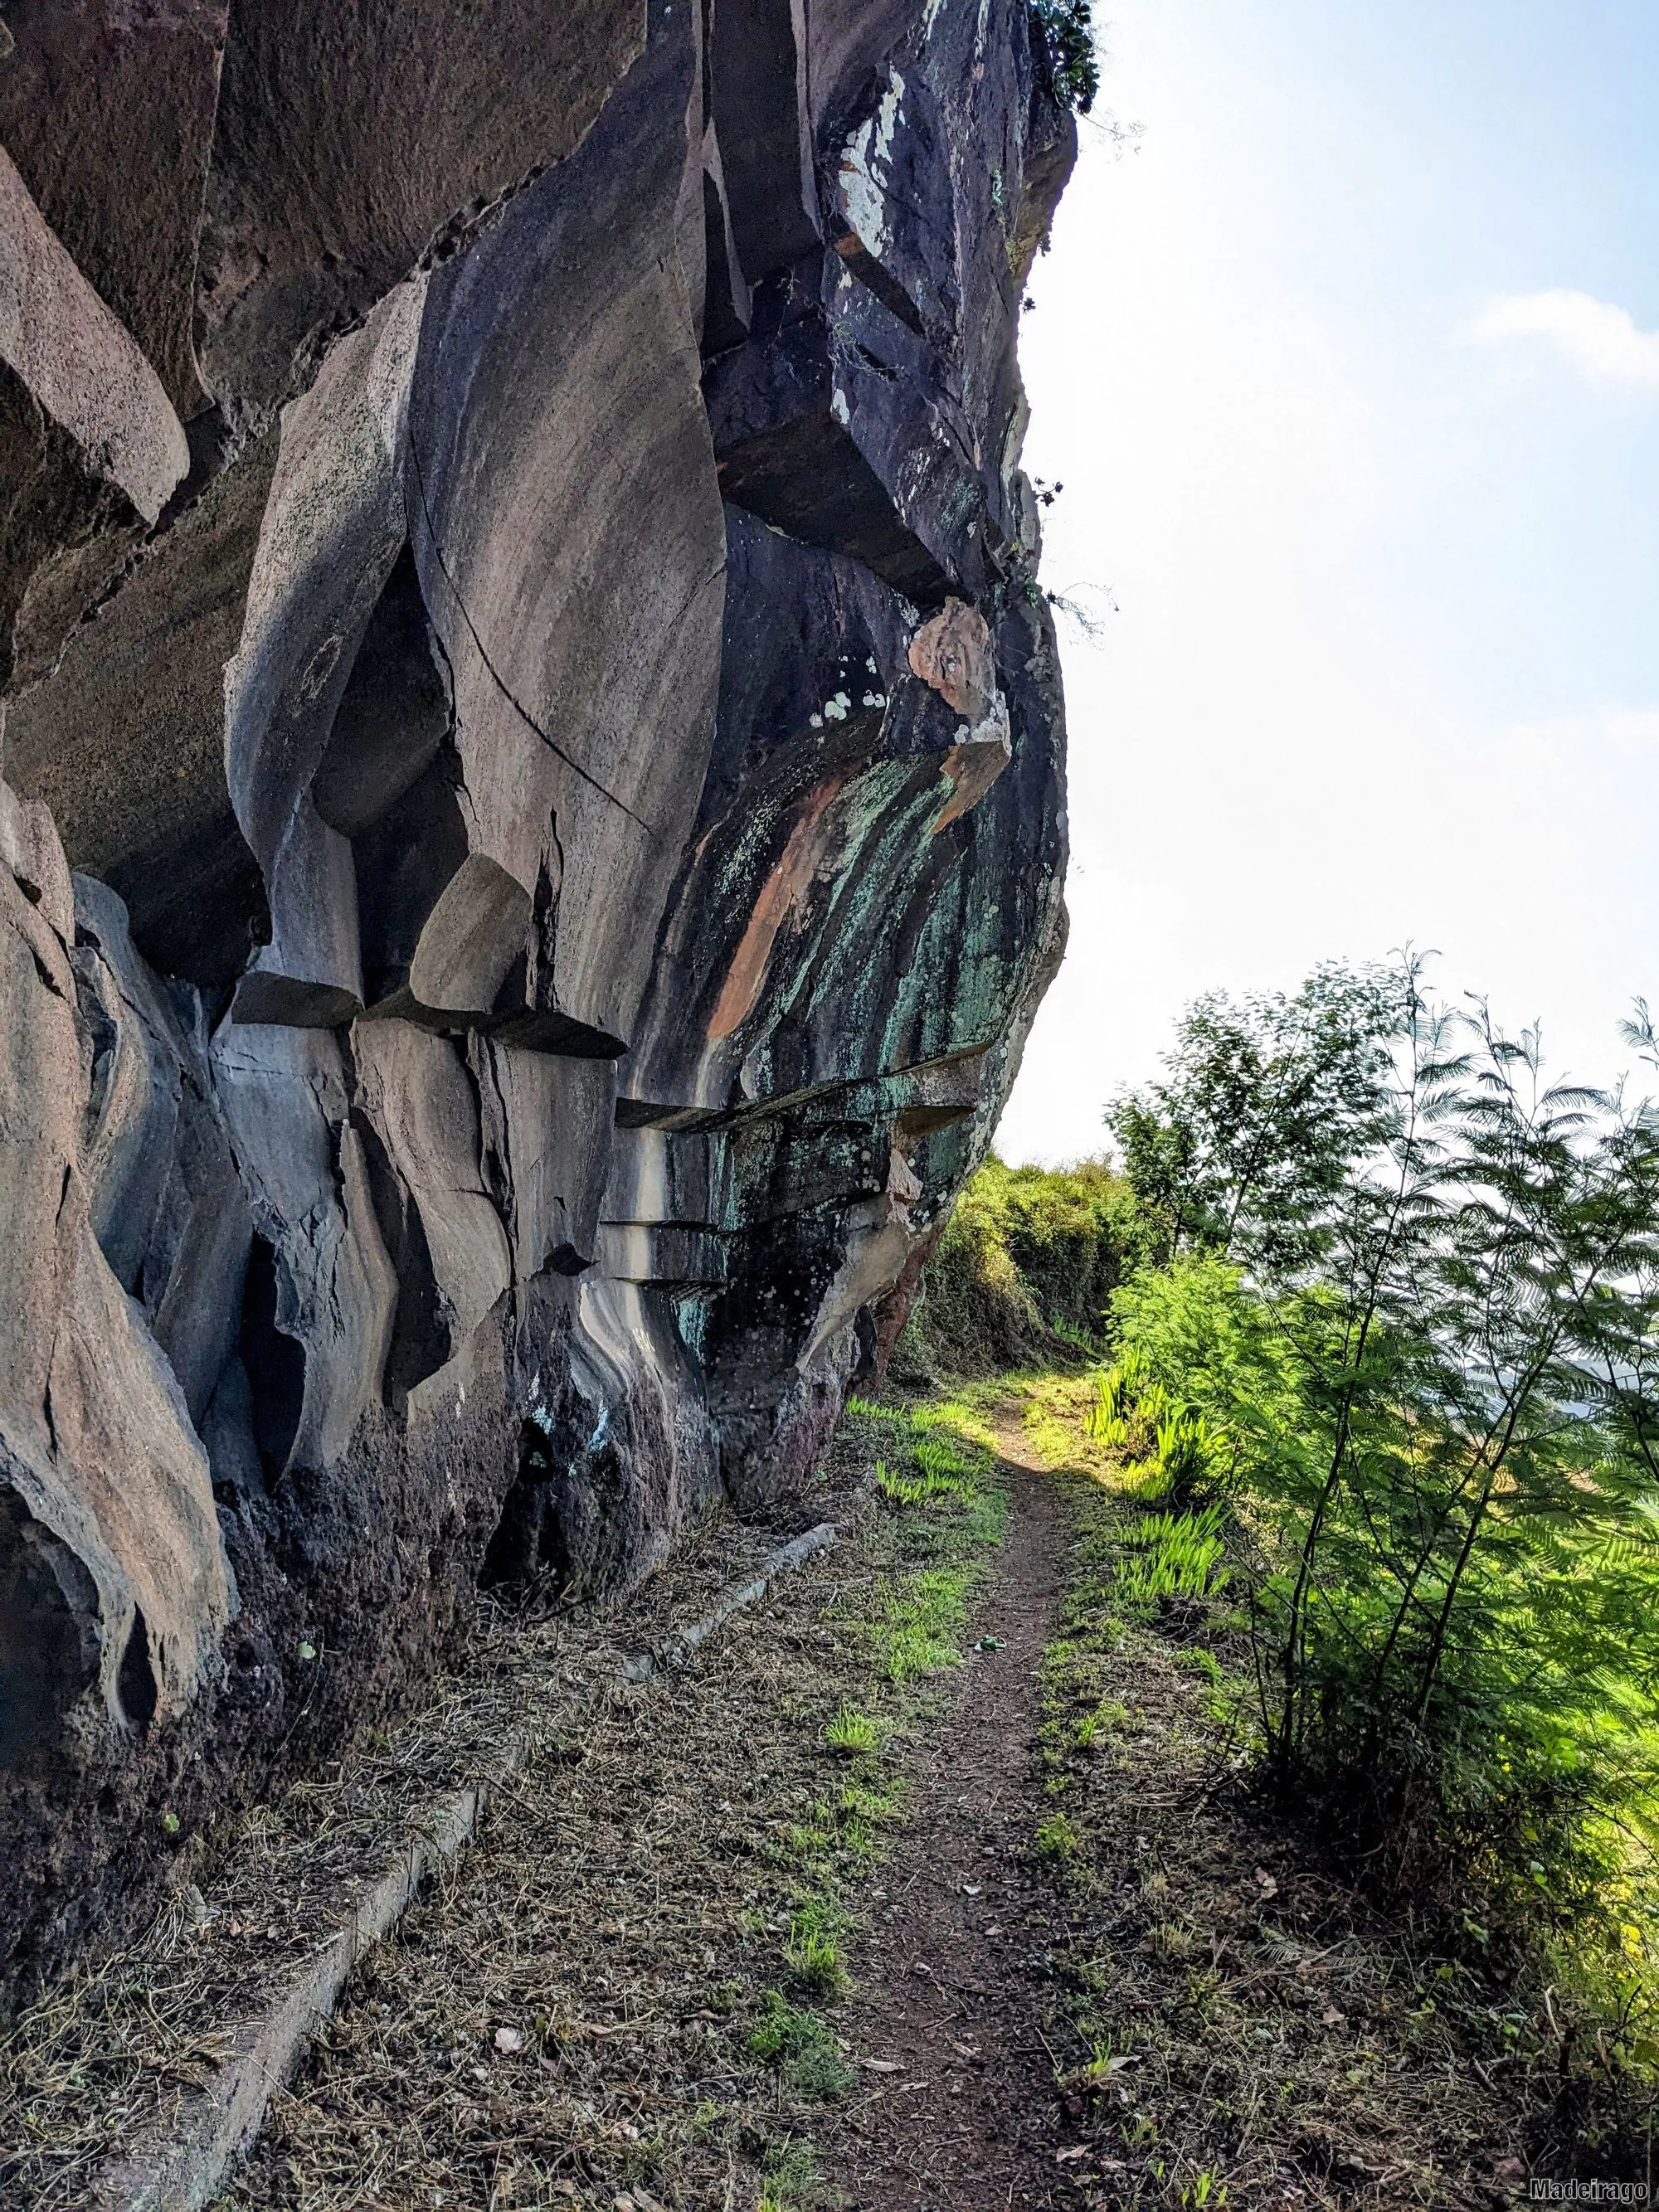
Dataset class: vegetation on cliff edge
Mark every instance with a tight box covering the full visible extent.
[916,955,1659,2176]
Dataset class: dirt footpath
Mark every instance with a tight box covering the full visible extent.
[826,1451,1072,2210]
[2,1393,1085,2212]
[210,1396,1075,2212]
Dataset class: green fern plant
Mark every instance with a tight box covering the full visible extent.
[1117,1504,1232,1607]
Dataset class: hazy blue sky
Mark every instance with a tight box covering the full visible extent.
[998,0,1659,1164]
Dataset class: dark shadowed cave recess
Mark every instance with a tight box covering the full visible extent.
[0,0,1074,1999]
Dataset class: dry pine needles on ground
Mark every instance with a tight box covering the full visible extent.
[0,1498,831,2211]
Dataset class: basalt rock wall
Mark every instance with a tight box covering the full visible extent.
[0,0,1073,1991]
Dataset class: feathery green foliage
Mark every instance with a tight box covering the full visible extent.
[1106,960,1401,1272]
[1102,958,1659,1900]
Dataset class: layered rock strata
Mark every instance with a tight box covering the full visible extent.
[0,0,1073,1991]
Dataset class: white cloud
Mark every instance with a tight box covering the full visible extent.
[1467,289,1659,388]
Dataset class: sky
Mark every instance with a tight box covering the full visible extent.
[996,0,1659,1165]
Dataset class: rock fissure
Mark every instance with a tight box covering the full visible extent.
[404,431,663,843]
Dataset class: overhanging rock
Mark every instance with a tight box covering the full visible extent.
[0,0,1076,1997]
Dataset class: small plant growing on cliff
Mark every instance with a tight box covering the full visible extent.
[1033,0,1100,113]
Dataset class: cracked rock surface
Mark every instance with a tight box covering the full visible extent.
[0,0,1073,1995]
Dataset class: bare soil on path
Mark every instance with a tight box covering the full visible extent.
[203,1397,1063,2212]
[3,1391,1088,2212]
[825,1441,1073,2212]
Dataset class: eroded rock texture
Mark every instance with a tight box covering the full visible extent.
[0,0,1072,1990]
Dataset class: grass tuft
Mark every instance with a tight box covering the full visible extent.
[783,1914,846,1999]
[746,1992,852,2100]
[821,1705,878,1758]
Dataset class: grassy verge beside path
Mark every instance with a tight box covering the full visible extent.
[1017,1372,1656,2212]
[210,1390,1008,2212]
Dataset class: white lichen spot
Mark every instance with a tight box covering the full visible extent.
[830,386,851,428]
[866,656,878,673]
[839,71,905,262]
[810,712,824,728]
[823,692,851,722]
[861,692,888,708]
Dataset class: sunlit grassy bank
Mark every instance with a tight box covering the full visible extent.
[912,999,1659,2193]
[1010,1369,1659,2195]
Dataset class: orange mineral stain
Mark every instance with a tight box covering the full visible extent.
[708,771,854,1042]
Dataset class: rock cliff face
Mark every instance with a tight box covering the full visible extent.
[0,0,1072,1990]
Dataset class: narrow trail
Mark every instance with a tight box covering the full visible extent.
[827,1438,1073,2211]
[3,1403,1084,2210]
[27,1378,1604,2210]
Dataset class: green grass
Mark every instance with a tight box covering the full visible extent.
[868,1566,989,1681]
[727,1387,1014,2197]
[844,1394,1008,1683]
[747,1992,853,2100]
[783,1915,846,1997]
[822,1704,878,1757]
[759,2138,824,2210]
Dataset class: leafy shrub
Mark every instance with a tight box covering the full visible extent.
[1032,0,1099,113]
[1105,960,1659,1903]
[904,1155,1139,1376]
